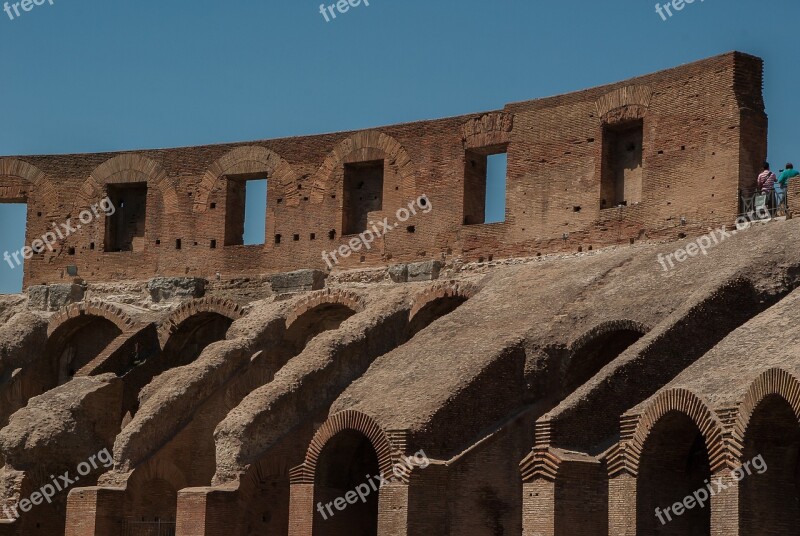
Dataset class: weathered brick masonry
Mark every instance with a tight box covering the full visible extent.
[1,51,765,288]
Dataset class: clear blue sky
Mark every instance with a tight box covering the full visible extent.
[0,0,797,292]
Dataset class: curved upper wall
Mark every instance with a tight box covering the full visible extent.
[0,52,765,288]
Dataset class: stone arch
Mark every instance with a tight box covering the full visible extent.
[76,153,180,214]
[461,112,514,150]
[285,289,366,329]
[193,145,301,211]
[732,367,800,456]
[157,297,246,347]
[124,458,188,523]
[291,410,396,484]
[128,457,189,491]
[309,131,415,204]
[406,281,477,338]
[48,300,136,338]
[595,85,653,124]
[623,389,728,475]
[0,158,60,210]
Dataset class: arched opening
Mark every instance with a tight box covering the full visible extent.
[285,303,356,355]
[406,295,468,339]
[313,430,380,536]
[563,327,644,396]
[162,312,233,367]
[740,394,800,533]
[123,477,178,533]
[47,316,123,386]
[637,411,711,535]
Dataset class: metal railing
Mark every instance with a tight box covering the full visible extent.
[122,520,176,536]
[739,187,788,218]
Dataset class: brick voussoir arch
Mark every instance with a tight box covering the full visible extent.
[47,300,137,337]
[194,145,301,211]
[610,388,729,477]
[290,410,397,485]
[76,153,180,215]
[309,130,415,204]
[731,367,800,459]
[285,289,366,329]
[408,281,478,323]
[460,112,514,150]
[595,84,653,124]
[0,158,59,210]
[128,457,189,492]
[157,297,247,347]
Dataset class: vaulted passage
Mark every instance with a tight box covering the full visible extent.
[406,295,468,339]
[740,395,800,534]
[285,303,357,355]
[124,477,178,531]
[637,411,711,535]
[562,327,644,397]
[313,430,380,536]
[48,316,123,386]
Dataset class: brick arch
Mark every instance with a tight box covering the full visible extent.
[731,368,800,459]
[157,297,247,347]
[0,158,60,211]
[612,389,728,476]
[595,84,653,124]
[47,300,137,337]
[309,130,415,204]
[567,319,650,354]
[76,153,180,215]
[461,112,514,149]
[193,145,301,211]
[408,281,478,323]
[285,289,366,329]
[290,410,395,484]
[127,457,189,494]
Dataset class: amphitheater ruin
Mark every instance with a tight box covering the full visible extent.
[0,51,795,535]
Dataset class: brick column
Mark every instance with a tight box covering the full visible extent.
[608,472,637,536]
[406,464,447,536]
[710,468,739,536]
[176,486,240,536]
[65,486,124,536]
[377,482,409,535]
[288,483,314,536]
[522,479,555,536]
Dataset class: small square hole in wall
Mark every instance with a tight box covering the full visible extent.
[89,242,95,250]
[275,234,281,244]
[210,239,217,249]
[175,239,182,250]
[210,202,216,209]
[328,230,336,240]
[407,225,416,233]
[155,239,161,245]
[310,233,316,240]
[293,234,300,241]
[68,247,75,255]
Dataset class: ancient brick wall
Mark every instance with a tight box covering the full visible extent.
[0,52,766,291]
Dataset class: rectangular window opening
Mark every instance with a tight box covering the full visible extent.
[105,183,147,252]
[464,146,507,225]
[343,160,384,235]
[225,175,267,246]
[601,120,643,209]
[0,203,27,293]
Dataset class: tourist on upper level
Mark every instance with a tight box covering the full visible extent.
[757,162,777,193]
[774,163,798,210]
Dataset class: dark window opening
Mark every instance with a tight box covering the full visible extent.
[293,234,300,242]
[464,146,507,225]
[175,239,182,250]
[601,120,643,208]
[328,230,336,240]
[105,183,147,252]
[225,175,267,246]
[343,160,384,235]
[210,239,217,249]
[68,247,75,256]
[275,234,281,245]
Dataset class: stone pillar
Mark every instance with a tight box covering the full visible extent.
[176,486,240,536]
[64,486,124,536]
